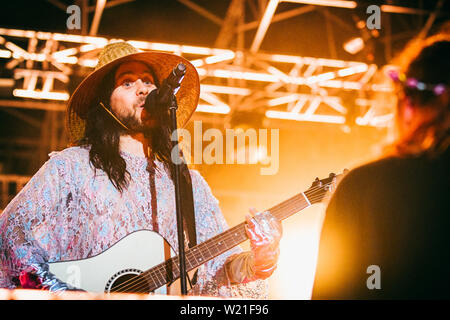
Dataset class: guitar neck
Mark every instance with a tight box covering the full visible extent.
[188,191,313,269]
[141,191,312,292]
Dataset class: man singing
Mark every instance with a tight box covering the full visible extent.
[0,42,282,298]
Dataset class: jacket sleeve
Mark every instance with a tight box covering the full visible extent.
[0,154,75,292]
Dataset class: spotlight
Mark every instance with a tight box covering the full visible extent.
[343,37,364,55]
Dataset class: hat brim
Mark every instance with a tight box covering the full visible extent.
[67,51,200,143]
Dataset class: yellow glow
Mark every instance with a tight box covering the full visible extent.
[213,69,280,82]
[283,0,357,9]
[51,33,85,43]
[356,114,393,127]
[5,42,28,55]
[191,51,236,67]
[342,81,362,90]
[54,56,78,64]
[306,72,336,84]
[268,205,325,299]
[198,68,304,84]
[266,110,346,124]
[13,89,69,101]
[12,52,46,61]
[181,45,213,55]
[0,49,11,58]
[0,28,109,45]
[315,58,347,68]
[263,53,303,64]
[250,0,279,53]
[147,42,181,52]
[196,104,230,114]
[200,92,229,108]
[204,51,235,64]
[126,40,152,50]
[200,85,251,96]
[337,64,368,77]
[79,44,98,52]
[267,66,293,83]
[343,37,364,54]
[0,79,14,87]
[55,33,108,45]
[259,53,364,68]
[197,67,371,88]
[79,59,98,68]
[0,28,33,38]
[371,83,394,92]
[129,41,233,56]
[52,48,78,58]
[190,59,203,67]
[234,144,271,164]
[267,94,301,107]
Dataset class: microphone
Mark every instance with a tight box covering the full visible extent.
[142,63,186,125]
[157,63,186,106]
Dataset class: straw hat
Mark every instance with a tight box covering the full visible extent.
[67,41,200,143]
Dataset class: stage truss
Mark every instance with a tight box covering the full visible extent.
[0,26,394,129]
[1,0,444,209]
[1,0,444,135]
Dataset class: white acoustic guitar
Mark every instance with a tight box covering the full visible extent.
[48,173,341,294]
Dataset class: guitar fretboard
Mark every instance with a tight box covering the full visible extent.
[137,190,315,292]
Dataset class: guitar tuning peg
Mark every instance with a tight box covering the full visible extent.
[343,168,349,174]
[312,177,321,187]
[329,173,336,178]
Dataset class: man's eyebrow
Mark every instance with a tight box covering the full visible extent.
[115,71,132,80]
[115,71,154,80]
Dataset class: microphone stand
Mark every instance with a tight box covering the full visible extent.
[168,93,188,296]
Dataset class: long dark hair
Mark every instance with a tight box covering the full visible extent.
[79,66,176,192]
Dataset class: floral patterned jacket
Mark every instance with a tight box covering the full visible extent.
[0,146,266,298]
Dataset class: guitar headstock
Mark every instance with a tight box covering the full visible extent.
[304,170,347,204]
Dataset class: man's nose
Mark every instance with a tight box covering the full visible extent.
[136,79,151,96]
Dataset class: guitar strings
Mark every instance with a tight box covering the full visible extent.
[0,182,335,295]
[110,192,329,294]
[109,194,306,293]
[108,183,335,293]
[108,183,334,293]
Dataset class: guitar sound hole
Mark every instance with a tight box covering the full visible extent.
[107,269,153,294]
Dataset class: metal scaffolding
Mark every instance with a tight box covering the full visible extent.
[1,0,442,208]
[0,26,393,124]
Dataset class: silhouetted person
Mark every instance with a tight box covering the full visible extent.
[312,34,450,299]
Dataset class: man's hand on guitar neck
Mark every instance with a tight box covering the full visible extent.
[225,209,282,284]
